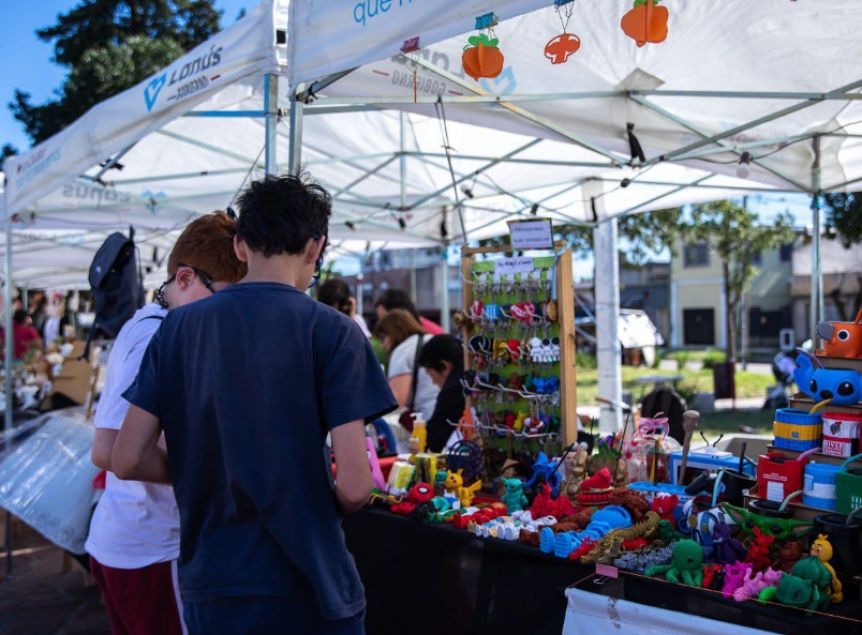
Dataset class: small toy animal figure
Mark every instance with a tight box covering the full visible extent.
[500,477,528,514]
[792,350,862,406]
[525,452,562,497]
[702,563,725,591]
[816,310,862,358]
[722,562,752,599]
[391,482,435,516]
[810,534,843,603]
[759,556,833,615]
[650,493,678,525]
[771,540,804,574]
[745,527,775,572]
[444,470,483,508]
[608,488,649,524]
[644,540,704,586]
[722,503,813,541]
[712,522,747,565]
[732,567,781,603]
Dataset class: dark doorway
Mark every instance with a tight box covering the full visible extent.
[683,308,715,346]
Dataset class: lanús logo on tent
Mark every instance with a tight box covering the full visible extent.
[144,74,167,112]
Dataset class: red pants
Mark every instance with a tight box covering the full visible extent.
[90,557,185,635]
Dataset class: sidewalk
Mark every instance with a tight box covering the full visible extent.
[0,513,109,635]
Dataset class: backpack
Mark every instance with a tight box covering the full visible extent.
[80,230,144,357]
[640,387,687,445]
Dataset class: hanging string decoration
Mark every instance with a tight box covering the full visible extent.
[462,12,505,81]
[621,0,669,47]
[545,0,580,65]
[400,37,421,103]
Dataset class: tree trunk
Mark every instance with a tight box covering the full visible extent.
[723,260,736,362]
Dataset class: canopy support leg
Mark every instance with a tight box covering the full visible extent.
[440,248,450,333]
[4,196,14,578]
[810,136,823,341]
[288,82,305,175]
[264,74,278,175]
[594,216,623,433]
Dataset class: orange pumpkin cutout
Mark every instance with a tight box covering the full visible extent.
[545,33,581,65]
[462,34,504,81]
[621,0,669,47]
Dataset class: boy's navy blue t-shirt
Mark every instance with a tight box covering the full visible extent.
[123,282,397,620]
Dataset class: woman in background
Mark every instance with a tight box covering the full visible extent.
[417,335,465,452]
[374,309,439,424]
[317,278,371,338]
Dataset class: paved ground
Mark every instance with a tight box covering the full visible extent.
[0,514,109,635]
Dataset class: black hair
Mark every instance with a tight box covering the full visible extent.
[375,288,420,321]
[317,278,353,315]
[13,310,28,325]
[235,172,331,257]
[418,335,464,373]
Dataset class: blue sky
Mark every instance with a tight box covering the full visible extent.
[0,0,250,152]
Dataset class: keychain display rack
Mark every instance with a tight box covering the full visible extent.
[458,242,577,480]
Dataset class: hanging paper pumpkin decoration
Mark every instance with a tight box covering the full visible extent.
[621,0,669,47]
[462,34,504,81]
[544,33,581,64]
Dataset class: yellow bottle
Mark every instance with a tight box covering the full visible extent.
[409,417,427,454]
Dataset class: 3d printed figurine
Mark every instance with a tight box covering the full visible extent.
[745,528,776,572]
[771,540,804,574]
[759,556,833,614]
[732,567,781,602]
[793,350,862,407]
[722,503,813,541]
[445,469,483,508]
[810,534,843,603]
[722,562,752,599]
[712,522,747,565]
[501,477,528,514]
[644,540,704,586]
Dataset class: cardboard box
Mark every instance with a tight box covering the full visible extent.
[44,342,94,406]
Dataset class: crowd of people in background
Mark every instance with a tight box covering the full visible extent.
[0,290,75,360]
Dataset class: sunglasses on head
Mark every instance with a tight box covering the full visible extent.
[156,263,216,309]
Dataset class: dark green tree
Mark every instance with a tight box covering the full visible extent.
[822,193,862,248]
[686,200,794,361]
[1,144,17,171]
[10,0,221,144]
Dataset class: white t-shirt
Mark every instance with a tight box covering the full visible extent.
[85,303,180,569]
[388,334,439,423]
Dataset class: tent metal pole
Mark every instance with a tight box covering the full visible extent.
[264,74,278,175]
[440,247,450,333]
[653,77,862,165]
[629,95,810,191]
[4,186,14,578]
[288,82,305,175]
[402,113,418,302]
[811,136,823,343]
[593,212,623,434]
[92,144,137,182]
[409,56,624,165]
[614,176,712,217]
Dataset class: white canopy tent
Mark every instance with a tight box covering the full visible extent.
[5,0,860,432]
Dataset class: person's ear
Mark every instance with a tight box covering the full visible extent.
[307,235,325,264]
[234,235,249,263]
[441,360,454,375]
[175,267,195,290]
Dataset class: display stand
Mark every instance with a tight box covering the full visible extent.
[459,242,577,456]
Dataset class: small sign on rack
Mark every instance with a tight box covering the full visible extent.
[494,256,535,275]
[508,218,553,250]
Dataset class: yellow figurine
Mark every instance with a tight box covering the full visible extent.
[444,469,483,508]
[810,534,842,603]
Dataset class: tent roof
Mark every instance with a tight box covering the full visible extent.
[4,0,854,287]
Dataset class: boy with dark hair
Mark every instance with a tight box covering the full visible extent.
[88,211,246,635]
[375,287,445,335]
[114,173,397,634]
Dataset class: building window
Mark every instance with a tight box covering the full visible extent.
[683,242,710,268]
[752,251,762,266]
[779,243,793,263]
[683,308,715,346]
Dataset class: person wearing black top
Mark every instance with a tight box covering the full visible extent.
[417,335,466,453]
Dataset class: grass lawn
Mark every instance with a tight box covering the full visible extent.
[575,366,775,405]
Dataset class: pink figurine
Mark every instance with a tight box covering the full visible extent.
[721,561,752,599]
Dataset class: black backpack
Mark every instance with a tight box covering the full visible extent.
[81,229,144,356]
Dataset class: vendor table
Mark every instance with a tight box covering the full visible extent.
[343,507,862,635]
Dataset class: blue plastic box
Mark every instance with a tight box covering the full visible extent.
[668,450,756,485]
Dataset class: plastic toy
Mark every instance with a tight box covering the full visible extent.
[576,467,614,506]
[444,469,483,508]
[620,0,669,48]
[644,540,704,586]
[542,505,632,558]
[501,477,528,513]
[816,309,862,358]
[758,556,833,615]
[722,562,752,599]
[529,483,575,519]
[793,350,862,408]
[580,511,661,564]
[771,540,804,574]
[391,482,435,516]
[608,488,650,523]
[712,522,747,564]
[745,527,776,572]
[702,563,725,590]
[650,493,679,524]
[810,534,843,603]
[525,452,562,497]
[733,567,781,603]
[615,541,674,573]
[366,437,386,492]
[682,501,736,548]
[722,503,813,541]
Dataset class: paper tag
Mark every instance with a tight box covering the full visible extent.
[494,257,535,275]
[508,219,553,249]
[595,564,619,578]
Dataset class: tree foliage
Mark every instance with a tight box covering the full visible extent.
[0,144,17,171]
[686,199,794,360]
[9,0,221,144]
[822,192,862,248]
